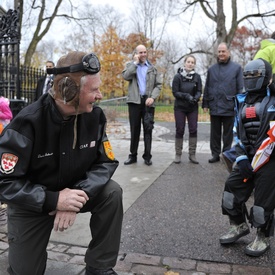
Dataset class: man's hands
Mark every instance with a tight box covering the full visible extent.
[49,188,89,232]
[133,54,140,64]
[57,188,89,212]
[49,210,77,232]
[145,98,154,106]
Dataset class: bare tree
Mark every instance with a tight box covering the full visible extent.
[19,1,126,67]
[129,0,177,50]
[176,0,275,58]
[21,0,63,66]
[20,0,99,67]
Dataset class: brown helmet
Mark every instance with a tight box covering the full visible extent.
[48,51,100,108]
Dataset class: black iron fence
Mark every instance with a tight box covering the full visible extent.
[2,65,44,117]
[98,96,210,123]
[0,7,45,117]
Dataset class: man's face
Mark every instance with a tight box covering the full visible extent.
[46,62,54,76]
[136,46,147,64]
[217,44,230,62]
[46,62,54,69]
[78,74,102,114]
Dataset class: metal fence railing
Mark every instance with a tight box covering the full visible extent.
[98,97,128,122]
[98,97,210,123]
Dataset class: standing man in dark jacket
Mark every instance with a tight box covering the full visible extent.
[35,60,55,100]
[0,51,123,275]
[122,44,161,166]
[202,43,243,163]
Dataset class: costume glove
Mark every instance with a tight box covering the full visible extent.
[236,155,253,179]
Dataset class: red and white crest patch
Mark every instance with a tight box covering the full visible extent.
[0,153,18,174]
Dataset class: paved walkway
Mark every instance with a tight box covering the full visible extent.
[0,121,274,274]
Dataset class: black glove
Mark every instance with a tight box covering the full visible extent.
[185,94,196,105]
[236,156,253,179]
[190,98,197,105]
[185,94,193,102]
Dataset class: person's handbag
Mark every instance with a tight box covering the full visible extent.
[144,107,154,131]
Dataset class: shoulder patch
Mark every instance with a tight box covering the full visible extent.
[0,153,18,174]
[103,141,115,160]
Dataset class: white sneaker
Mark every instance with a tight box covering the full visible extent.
[245,230,270,257]
[220,222,250,244]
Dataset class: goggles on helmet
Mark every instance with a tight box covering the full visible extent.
[47,53,100,75]
[243,69,265,78]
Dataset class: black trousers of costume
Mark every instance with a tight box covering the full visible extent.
[210,115,234,158]
[7,179,123,275]
[127,97,155,161]
[222,155,275,233]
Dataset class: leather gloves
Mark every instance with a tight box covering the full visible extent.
[236,155,253,179]
[190,98,197,105]
[184,94,197,105]
[185,94,193,102]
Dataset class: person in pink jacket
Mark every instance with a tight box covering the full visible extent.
[0,96,13,225]
[0,96,13,133]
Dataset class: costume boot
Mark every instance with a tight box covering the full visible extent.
[174,138,183,164]
[219,220,250,244]
[189,137,199,164]
[245,228,270,257]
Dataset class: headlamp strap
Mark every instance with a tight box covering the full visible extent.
[47,63,84,75]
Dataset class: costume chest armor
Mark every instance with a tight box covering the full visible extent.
[241,102,262,145]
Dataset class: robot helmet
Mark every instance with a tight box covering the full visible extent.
[243,58,272,93]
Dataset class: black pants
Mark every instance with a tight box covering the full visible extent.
[174,108,198,138]
[128,99,155,161]
[210,115,234,157]
[7,180,123,275]
[222,155,275,234]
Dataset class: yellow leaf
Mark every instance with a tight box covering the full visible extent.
[164,271,180,275]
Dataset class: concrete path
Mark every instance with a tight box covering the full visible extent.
[0,121,274,274]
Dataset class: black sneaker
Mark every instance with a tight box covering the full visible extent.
[86,266,118,275]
